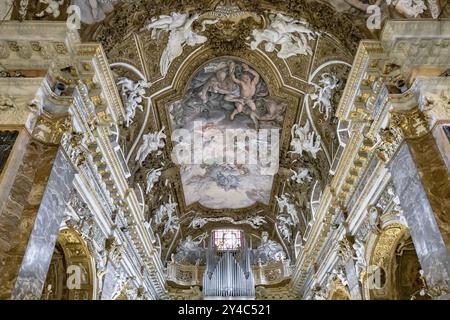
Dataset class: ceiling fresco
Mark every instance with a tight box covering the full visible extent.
[168,58,286,209]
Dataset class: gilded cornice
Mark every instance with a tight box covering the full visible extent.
[336,40,384,120]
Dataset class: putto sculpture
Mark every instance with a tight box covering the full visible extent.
[276,194,300,242]
[276,194,300,225]
[154,197,179,237]
[290,167,312,184]
[135,127,166,166]
[145,12,210,77]
[289,121,321,158]
[146,168,162,194]
[117,77,151,127]
[310,73,339,120]
[250,13,316,59]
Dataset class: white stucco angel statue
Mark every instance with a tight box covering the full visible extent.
[289,121,321,158]
[250,13,316,59]
[289,121,310,155]
[310,73,339,120]
[145,12,208,77]
[290,167,312,184]
[276,215,294,243]
[116,77,151,127]
[303,131,321,159]
[154,198,177,224]
[163,214,180,236]
[135,127,166,166]
[35,0,64,18]
[276,194,300,226]
[145,168,162,194]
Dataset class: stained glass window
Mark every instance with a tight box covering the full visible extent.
[213,229,242,251]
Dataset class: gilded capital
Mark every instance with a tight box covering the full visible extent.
[390,107,430,139]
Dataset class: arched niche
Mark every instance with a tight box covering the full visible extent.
[362,224,425,300]
[42,228,96,300]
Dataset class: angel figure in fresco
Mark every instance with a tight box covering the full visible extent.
[197,61,239,104]
[228,62,260,128]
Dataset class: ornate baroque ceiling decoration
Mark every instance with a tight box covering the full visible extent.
[58,0,359,278]
[89,1,368,57]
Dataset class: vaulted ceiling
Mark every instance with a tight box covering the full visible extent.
[81,0,356,263]
[7,0,447,264]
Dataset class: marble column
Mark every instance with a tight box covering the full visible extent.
[390,142,450,297]
[11,149,75,299]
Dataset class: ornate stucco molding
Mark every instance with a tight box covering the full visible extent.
[56,42,167,299]
[390,107,430,139]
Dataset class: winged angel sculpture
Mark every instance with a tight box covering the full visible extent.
[145,13,211,77]
[276,194,300,243]
[310,73,339,120]
[154,198,179,236]
[135,127,166,166]
[250,13,317,59]
[290,167,312,184]
[289,121,321,159]
[116,77,150,127]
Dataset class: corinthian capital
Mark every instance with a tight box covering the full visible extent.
[390,107,430,139]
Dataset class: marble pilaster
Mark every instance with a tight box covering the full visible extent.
[390,143,450,296]
[342,259,362,300]
[11,149,75,299]
[338,238,362,300]
[0,137,58,299]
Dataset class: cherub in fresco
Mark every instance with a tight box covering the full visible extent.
[198,64,238,104]
[229,62,260,128]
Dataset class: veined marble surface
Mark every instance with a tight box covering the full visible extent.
[390,144,450,290]
[12,149,75,300]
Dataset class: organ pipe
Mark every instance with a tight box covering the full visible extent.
[203,234,255,297]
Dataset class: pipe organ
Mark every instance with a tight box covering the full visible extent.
[203,235,255,298]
